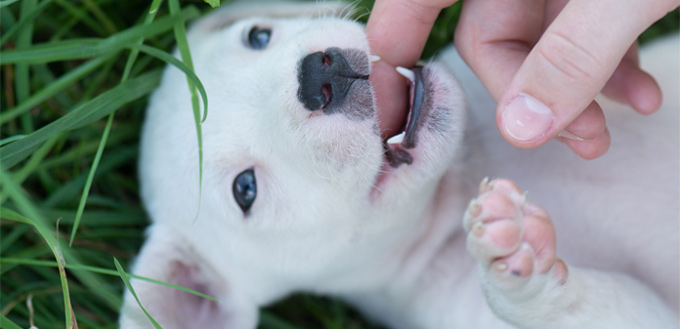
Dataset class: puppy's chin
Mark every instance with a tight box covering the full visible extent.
[368,61,467,203]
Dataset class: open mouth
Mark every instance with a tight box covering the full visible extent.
[382,66,426,168]
[369,65,428,201]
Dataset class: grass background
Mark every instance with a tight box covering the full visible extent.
[0,0,677,328]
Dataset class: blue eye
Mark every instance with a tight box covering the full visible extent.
[248,27,271,50]
[233,169,257,213]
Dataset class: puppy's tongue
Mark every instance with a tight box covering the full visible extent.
[370,61,409,140]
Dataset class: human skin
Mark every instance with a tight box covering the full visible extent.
[366,0,677,159]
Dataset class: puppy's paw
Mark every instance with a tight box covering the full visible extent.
[464,178,568,295]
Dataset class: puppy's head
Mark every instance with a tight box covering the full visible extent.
[121,1,466,328]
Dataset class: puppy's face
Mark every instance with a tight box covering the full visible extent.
[133,2,465,323]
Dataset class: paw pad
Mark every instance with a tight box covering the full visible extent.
[465,178,567,291]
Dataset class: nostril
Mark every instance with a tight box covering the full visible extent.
[321,84,332,108]
[323,54,331,66]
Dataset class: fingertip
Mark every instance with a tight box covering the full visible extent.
[603,63,663,115]
[627,69,662,115]
[497,93,556,148]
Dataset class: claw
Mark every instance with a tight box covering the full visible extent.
[472,221,484,237]
[468,199,482,217]
[479,177,492,194]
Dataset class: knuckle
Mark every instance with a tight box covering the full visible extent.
[537,31,604,82]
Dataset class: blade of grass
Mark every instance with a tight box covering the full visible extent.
[0,0,52,47]
[0,6,200,65]
[11,132,61,184]
[204,0,220,9]
[26,208,145,226]
[0,257,219,302]
[113,257,163,329]
[0,208,123,311]
[49,12,79,42]
[69,112,114,246]
[16,0,37,134]
[121,5,159,82]
[37,126,137,170]
[168,0,205,221]
[0,135,26,146]
[52,0,107,37]
[82,0,118,35]
[149,0,163,14]
[70,2,161,245]
[42,146,137,208]
[0,53,114,125]
[0,5,16,34]
[32,63,75,110]
[0,314,22,329]
[0,69,162,169]
[168,0,207,123]
[0,0,20,8]
[136,43,208,118]
[0,170,75,329]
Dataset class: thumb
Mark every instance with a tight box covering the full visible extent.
[497,0,675,148]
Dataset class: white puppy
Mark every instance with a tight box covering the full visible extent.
[120,1,679,328]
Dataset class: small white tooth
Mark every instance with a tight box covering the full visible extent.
[368,54,381,63]
[395,66,415,84]
[387,131,406,145]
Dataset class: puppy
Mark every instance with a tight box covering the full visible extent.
[120,1,679,328]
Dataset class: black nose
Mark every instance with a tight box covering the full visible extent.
[297,48,369,112]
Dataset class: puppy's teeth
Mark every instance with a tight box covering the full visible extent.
[395,66,415,84]
[369,54,381,63]
[387,131,406,145]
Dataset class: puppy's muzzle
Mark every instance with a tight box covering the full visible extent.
[297,47,372,119]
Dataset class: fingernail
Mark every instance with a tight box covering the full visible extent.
[557,130,586,141]
[502,93,555,141]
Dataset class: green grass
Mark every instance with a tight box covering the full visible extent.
[0,1,677,328]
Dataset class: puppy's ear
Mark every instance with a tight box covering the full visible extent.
[193,0,355,33]
[119,226,257,329]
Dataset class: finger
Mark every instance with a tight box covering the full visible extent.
[366,0,457,139]
[367,0,455,66]
[602,43,663,115]
[497,0,676,149]
[557,100,610,158]
[559,127,611,160]
[543,0,569,31]
[455,0,546,101]
[560,100,606,141]
[369,61,409,139]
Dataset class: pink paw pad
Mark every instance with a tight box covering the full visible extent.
[464,178,567,288]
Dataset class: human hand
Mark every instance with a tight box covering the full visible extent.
[366,0,678,159]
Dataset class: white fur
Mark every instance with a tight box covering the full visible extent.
[120,1,679,328]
